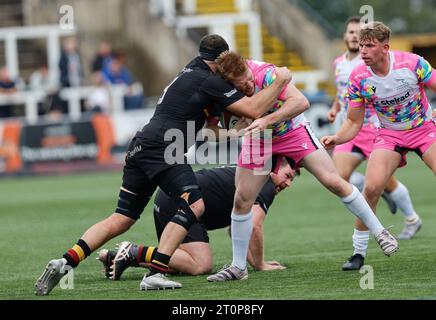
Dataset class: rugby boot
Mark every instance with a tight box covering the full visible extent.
[140,273,182,290]
[35,258,68,296]
[96,248,116,279]
[109,241,138,280]
[398,218,422,240]
[207,264,248,282]
[375,229,399,256]
[342,254,364,271]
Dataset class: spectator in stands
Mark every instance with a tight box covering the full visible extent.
[29,63,66,116]
[102,52,144,110]
[85,72,111,113]
[102,52,132,86]
[0,66,18,118]
[29,64,52,91]
[92,42,113,73]
[59,37,83,87]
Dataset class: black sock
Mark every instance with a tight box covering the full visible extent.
[148,251,170,275]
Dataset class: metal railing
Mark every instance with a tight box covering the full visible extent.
[0,24,76,85]
[0,85,129,124]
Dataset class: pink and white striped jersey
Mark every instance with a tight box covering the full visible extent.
[333,53,378,125]
[347,51,436,130]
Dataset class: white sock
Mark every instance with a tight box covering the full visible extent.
[342,185,384,236]
[231,211,253,270]
[388,182,419,222]
[349,172,365,192]
[352,229,370,257]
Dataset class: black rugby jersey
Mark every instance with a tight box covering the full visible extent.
[136,57,245,152]
[154,167,277,230]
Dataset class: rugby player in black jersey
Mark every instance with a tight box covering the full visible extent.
[97,164,296,281]
[35,34,292,295]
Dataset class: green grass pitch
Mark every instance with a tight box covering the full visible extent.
[0,154,434,300]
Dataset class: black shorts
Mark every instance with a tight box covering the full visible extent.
[124,137,181,181]
[153,190,209,244]
[117,137,202,220]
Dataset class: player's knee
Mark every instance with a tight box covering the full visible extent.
[170,185,204,231]
[233,192,252,213]
[325,174,347,196]
[364,183,383,201]
[183,185,204,218]
[115,189,150,221]
[197,264,213,275]
[171,201,199,232]
[189,262,212,276]
[190,198,205,219]
[107,214,135,234]
[115,216,135,233]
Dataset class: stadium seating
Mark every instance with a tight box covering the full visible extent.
[196,0,237,14]
[189,0,335,96]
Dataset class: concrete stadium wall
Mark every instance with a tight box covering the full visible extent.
[23,0,124,33]
[122,0,197,95]
[258,0,341,80]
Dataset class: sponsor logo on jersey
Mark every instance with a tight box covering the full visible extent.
[127,145,142,158]
[395,78,407,84]
[394,78,409,91]
[224,88,238,98]
[380,92,410,106]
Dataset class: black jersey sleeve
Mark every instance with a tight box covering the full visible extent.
[200,74,245,111]
[255,178,276,215]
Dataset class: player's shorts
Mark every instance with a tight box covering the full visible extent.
[334,124,377,160]
[237,124,322,172]
[117,137,201,220]
[126,136,183,180]
[373,120,436,167]
[153,190,209,244]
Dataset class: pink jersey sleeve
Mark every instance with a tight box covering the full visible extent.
[402,52,436,85]
[416,56,436,85]
[254,65,288,100]
[427,71,436,86]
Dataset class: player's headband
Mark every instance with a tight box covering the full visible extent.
[199,45,229,61]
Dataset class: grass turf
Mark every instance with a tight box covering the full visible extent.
[0,154,434,300]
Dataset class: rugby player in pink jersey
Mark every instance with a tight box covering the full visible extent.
[322,22,436,253]
[206,51,398,282]
[328,18,421,271]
